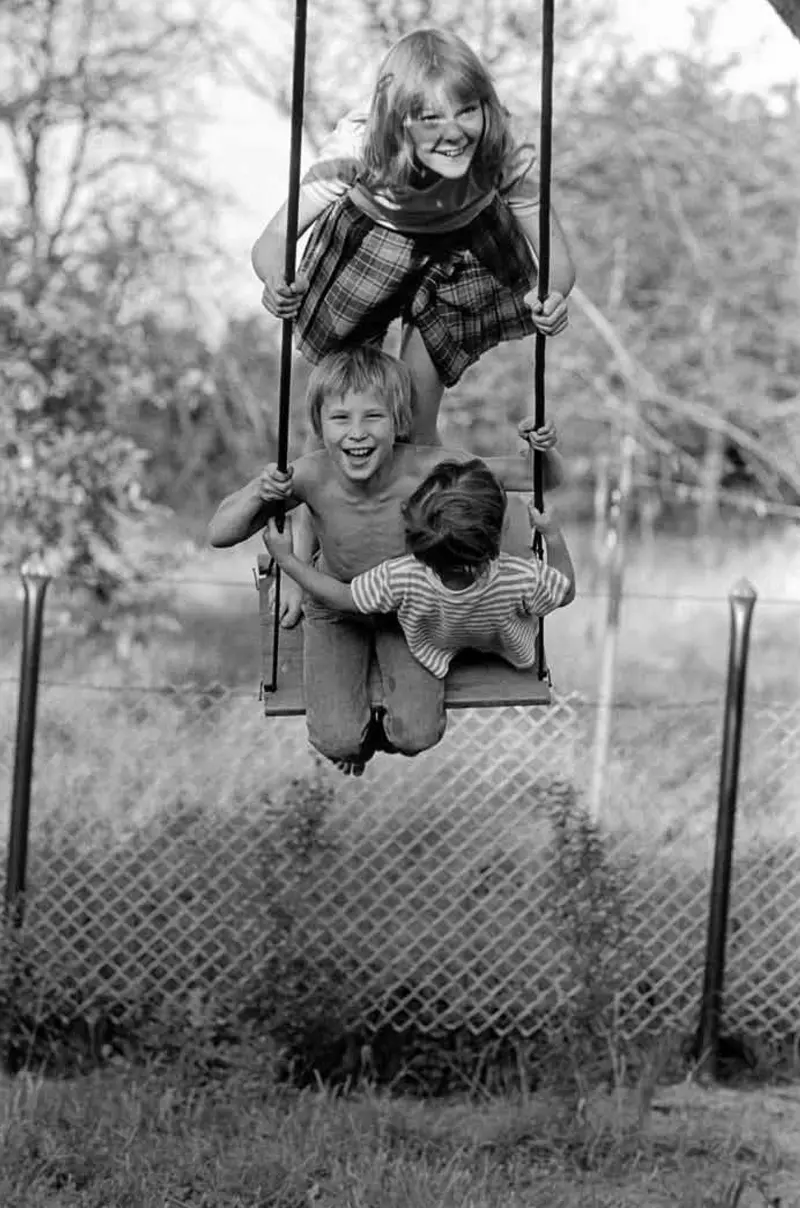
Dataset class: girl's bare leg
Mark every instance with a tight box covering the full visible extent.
[399,325,445,446]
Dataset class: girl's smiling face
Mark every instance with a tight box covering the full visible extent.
[405,84,485,180]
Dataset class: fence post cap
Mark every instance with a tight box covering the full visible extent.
[729,578,757,602]
[20,558,51,582]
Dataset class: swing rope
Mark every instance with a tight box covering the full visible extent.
[269,0,308,692]
[268,0,556,690]
[533,0,555,682]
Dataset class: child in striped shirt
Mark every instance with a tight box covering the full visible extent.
[262,458,575,681]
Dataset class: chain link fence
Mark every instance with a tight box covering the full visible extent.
[1,574,799,1054]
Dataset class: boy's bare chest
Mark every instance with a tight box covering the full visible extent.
[309,482,410,580]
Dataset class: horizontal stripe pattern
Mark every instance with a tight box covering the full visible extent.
[350,552,570,679]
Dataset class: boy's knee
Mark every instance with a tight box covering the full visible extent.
[385,706,446,756]
[307,715,370,764]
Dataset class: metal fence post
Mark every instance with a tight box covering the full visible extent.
[694,578,757,1078]
[588,433,635,822]
[4,565,50,930]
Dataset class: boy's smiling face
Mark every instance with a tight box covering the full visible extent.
[320,390,396,484]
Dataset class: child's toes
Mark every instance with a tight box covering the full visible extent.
[331,757,365,777]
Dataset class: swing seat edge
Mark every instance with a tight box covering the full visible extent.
[258,575,551,716]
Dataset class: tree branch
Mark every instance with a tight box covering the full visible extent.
[765,0,800,43]
[46,0,97,268]
[571,285,800,499]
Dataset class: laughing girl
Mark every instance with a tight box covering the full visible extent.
[253,26,576,445]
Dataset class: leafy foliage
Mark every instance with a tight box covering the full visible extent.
[1,292,151,586]
[3,0,800,592]
[0,0,240,588]
[254,0,800,505]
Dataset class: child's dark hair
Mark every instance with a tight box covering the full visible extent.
[402,459,506,578]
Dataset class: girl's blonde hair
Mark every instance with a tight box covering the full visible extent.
[306,346,414,442]
[361,28,511,191]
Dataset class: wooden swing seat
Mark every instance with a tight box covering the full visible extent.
[256,557,551,716]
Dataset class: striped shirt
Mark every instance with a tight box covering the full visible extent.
[301,106,540,235]
[350,552,570,679]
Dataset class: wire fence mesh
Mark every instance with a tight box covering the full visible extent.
[1,573,799,1051]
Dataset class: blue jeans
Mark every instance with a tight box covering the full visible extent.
[303,596,446,764]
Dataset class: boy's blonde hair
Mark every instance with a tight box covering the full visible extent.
[362,28,511,191]
[306,346,414,441]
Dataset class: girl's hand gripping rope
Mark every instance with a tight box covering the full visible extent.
[261,269,310,320]
[524,289,569,336]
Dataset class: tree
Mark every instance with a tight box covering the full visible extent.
[0,0,240,588]
[236,0,620,149]
[558,12,800,507]
[1,0,231,307]
[765,0,800,42]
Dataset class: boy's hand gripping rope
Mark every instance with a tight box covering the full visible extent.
[269,0,308,692]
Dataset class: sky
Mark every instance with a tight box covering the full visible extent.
[201,0,800,322]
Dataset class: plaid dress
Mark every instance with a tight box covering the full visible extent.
[294,191,538,388]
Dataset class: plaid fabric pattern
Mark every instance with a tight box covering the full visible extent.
[294,194,538,387]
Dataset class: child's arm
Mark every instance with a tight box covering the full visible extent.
[484,420,566,493]
[529,504,576,606]
[518,204,576,296]
[501,122,575,335]
[253,113,364,318]
[252,189,330,319]
[276,505,318,628]
[263,518,361,614]
[208,463,304,549]
[517,205,576,337]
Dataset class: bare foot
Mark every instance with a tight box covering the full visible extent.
[326,714,393,777]
[330,757,366,777]
[368,708,398,755]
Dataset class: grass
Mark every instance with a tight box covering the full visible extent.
[1,1053,797,1207]
[1,523,800,1204]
